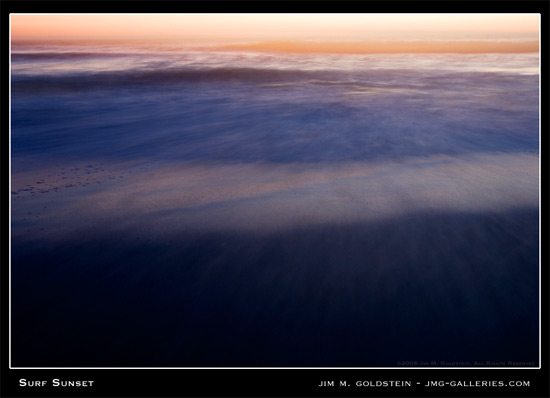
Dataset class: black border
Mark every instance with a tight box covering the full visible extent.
[2,2,548,397]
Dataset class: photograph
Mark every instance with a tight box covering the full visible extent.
[3,4,548,398]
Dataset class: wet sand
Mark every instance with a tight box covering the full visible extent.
[11,152,538,241]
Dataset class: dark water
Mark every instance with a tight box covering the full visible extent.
[10,42,539,367]
[12,210,539,367]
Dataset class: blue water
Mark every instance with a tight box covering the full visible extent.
[10,41,540,367]
[11,43,539,163]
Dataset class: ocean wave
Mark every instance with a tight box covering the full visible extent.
[11,67,326,93]
[11,66,536,94]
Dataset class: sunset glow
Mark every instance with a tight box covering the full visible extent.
[11,14,539,44]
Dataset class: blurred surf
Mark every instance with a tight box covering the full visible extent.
[10,40,540,367]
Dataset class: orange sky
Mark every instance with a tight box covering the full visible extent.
[218,40,539,54]
[11,14,540,42]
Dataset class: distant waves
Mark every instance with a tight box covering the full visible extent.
[11,65,539,95]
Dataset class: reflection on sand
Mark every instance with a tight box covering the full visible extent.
[11,152,538,242]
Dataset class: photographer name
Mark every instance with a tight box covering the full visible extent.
[19,379,94,387]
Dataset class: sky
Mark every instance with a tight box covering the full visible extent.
[11,14,540,42]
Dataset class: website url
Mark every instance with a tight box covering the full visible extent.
[424,380,530,388]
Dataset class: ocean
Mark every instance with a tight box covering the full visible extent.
[10,40,539,367]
